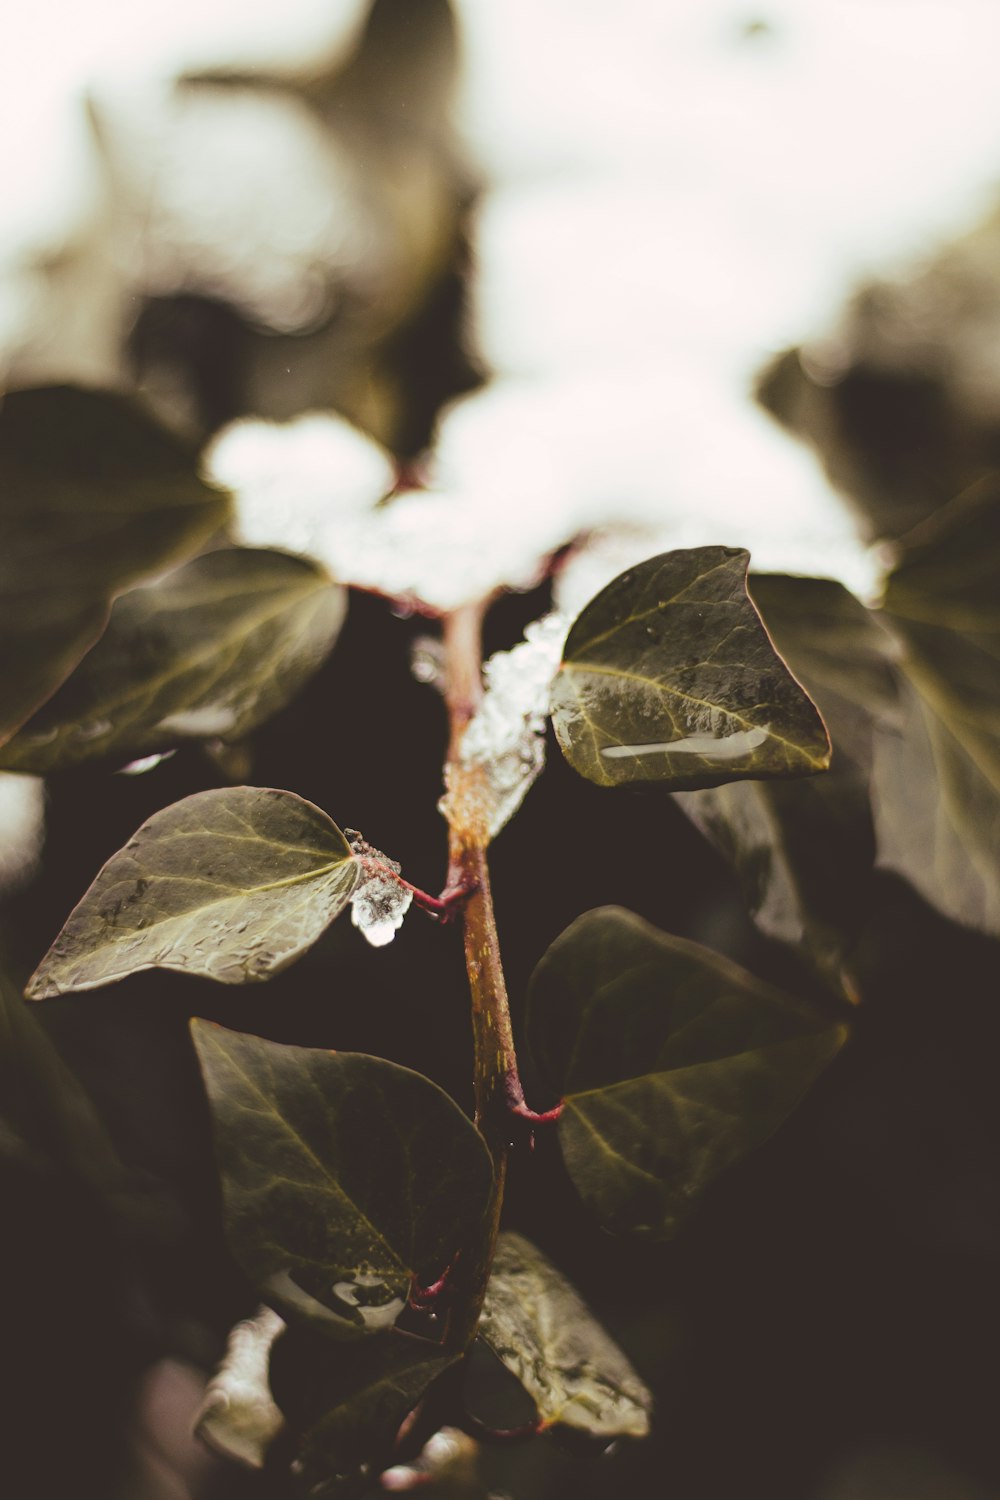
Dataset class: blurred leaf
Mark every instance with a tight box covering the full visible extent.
[872,676,1000,935]
[26,788,358,997]
[874,482,1000,934]
[0,548,345,774]
[527,907,848,1237]
[478,1232,651,1437]
[675,575,897,987]
[191,1022,494,1335]
[550,547,830,791]
[196,1305,286,1468]
[269,1325,457,1482]
[0,385,231,744]
[0,969,121,1187]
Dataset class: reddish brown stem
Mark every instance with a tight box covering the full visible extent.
[436,604,560,1351]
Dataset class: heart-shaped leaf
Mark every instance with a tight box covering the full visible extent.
[0,548,346,774]
[478,1232,651,1437]
[0,385,231,744]
[874,482,1000,934]
[26,787,359,997]
[675,575,897,987]
[550,547,830,791]
[191,1022,494,1335]
[527,907,848,1237]
[268,1325,458,1482]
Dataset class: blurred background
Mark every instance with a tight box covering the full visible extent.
[2,2,1000,1497]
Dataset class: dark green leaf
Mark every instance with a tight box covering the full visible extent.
[26,787,359,997]
[269,1326,457,1482]
[527,907,848,1237]
[0,385,231,743]
[191,1022,494,1334]
[550,547,830,790]
[675,575,896,986]
[478,1232,651,1437]
[875,482,1000,935]
[0,969,121,1188]
[0,547,345,774]
[873,675,1000,934]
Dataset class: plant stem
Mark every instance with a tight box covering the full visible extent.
[437,602,558,1349]
[440,604,539,1130]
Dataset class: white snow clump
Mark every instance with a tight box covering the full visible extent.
[448,612,569,840]
[347,843,414,949]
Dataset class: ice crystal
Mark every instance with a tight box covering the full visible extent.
[347,835,413,948]
[442,612,569,840]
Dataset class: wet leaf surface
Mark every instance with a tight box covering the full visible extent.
[527,907,848,1237]
[874,482,1000,934]
[477,1232,651,1437]
[191,1023,493,1335]
[26,787,359,996]
[550,547,830,790]
[269,1325,457,1482]
[0,385,231,744]
[675,575,897,986]
[0,548,345,774]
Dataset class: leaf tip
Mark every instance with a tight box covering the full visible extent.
[24,961,56,1002]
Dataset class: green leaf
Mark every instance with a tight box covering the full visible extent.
[872,676,1000,934]
[0,547,346,774]
[0,385,232,744]
[191,1022,494,1334]
[550,547,830,791]
[875,482,1000,935]
[269,1326,458,1482]
[527,907,848,1238]
[478,1232,651,1437]
[26,787,359,997]
[674,575,897,987]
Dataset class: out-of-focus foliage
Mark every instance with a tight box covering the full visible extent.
[0,548,345,774]
[0,386,231,743]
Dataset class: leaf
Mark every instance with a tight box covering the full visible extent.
[872,675,1000,934]
[191,1022,494,1334]
[674,575,897,986]
[0,385,232,744]
[478,1232,651,1438]
[550,547,830,791]
[875,481,1000,935]
[527,907,848,1238]
[268,1326,458,1482]
[0,548,346,774]
[26,787,359,997]
[196,1305,286,1469]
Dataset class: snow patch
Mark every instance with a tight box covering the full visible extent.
[347,834,413,948]
[441,612,569,840]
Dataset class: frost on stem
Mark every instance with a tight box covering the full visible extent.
[348,833,414,948]
[440,613,568,841]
